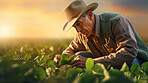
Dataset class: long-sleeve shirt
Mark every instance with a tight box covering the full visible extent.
[62,13,138,68]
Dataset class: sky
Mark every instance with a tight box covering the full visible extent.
[0,0,147,39]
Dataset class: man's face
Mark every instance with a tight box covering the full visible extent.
[73,12,94,37]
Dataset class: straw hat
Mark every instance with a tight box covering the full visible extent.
[63,0,98,32]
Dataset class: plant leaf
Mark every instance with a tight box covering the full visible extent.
[78,72,96,83]
[130,63,140,76]
[65,68,83,82]
[103,69,133,83]
[68,55,76,62]
[58,54,69,66]
[141,62,148,74]
[61,54,68,60]
[120,62,129,72]
[35,67,46,81]
[24,54,31,60]
[45,60,56,69]
[93,63,110,82]
[93,63,104,75]
[86,58,94,71]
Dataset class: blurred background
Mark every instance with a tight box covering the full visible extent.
[0,0,147,39]
[0,1,148,82]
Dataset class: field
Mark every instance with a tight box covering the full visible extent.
[0,38,148,83]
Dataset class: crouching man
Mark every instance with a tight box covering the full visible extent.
[54,0,148,69]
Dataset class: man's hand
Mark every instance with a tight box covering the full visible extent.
[70,55,87,68]
[54,54,61,66]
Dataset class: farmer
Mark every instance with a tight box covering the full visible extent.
[54,0,148,68]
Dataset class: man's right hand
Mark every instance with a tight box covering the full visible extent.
[54,54,61,66]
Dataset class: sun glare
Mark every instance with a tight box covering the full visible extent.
[0,26,11,38]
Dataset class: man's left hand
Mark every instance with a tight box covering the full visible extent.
[70,55,87,68]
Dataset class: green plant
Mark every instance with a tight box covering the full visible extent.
[58,54,76,66]
[0,39,148,83]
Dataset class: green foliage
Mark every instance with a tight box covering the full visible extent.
[130,64,141,76]
[0,39,148,83]
[141,62,148,74]
[68,54,76,62]
[24,53,31,60]
[93,63,109,82]
[35,67,46,81]
[86,58,94,71]
[58,54,69,66]
[45,60,56,69]
[104,69,134,83]
[120,62,129,72]
[58,54,76,66]
[65,68,83,82]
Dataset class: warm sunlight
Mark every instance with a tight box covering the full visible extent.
[0,26,11,38]
[0,0,147,39]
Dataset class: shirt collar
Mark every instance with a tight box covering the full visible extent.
[94,14,100,37]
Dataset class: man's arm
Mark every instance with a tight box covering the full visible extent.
[54,33,86,65]
[62,33,86,57]
[93,17,138,68]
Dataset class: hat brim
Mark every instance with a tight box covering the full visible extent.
[63,3,98,32]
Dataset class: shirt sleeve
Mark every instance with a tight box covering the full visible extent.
[62,33,86,57]
[94,17,138,68]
